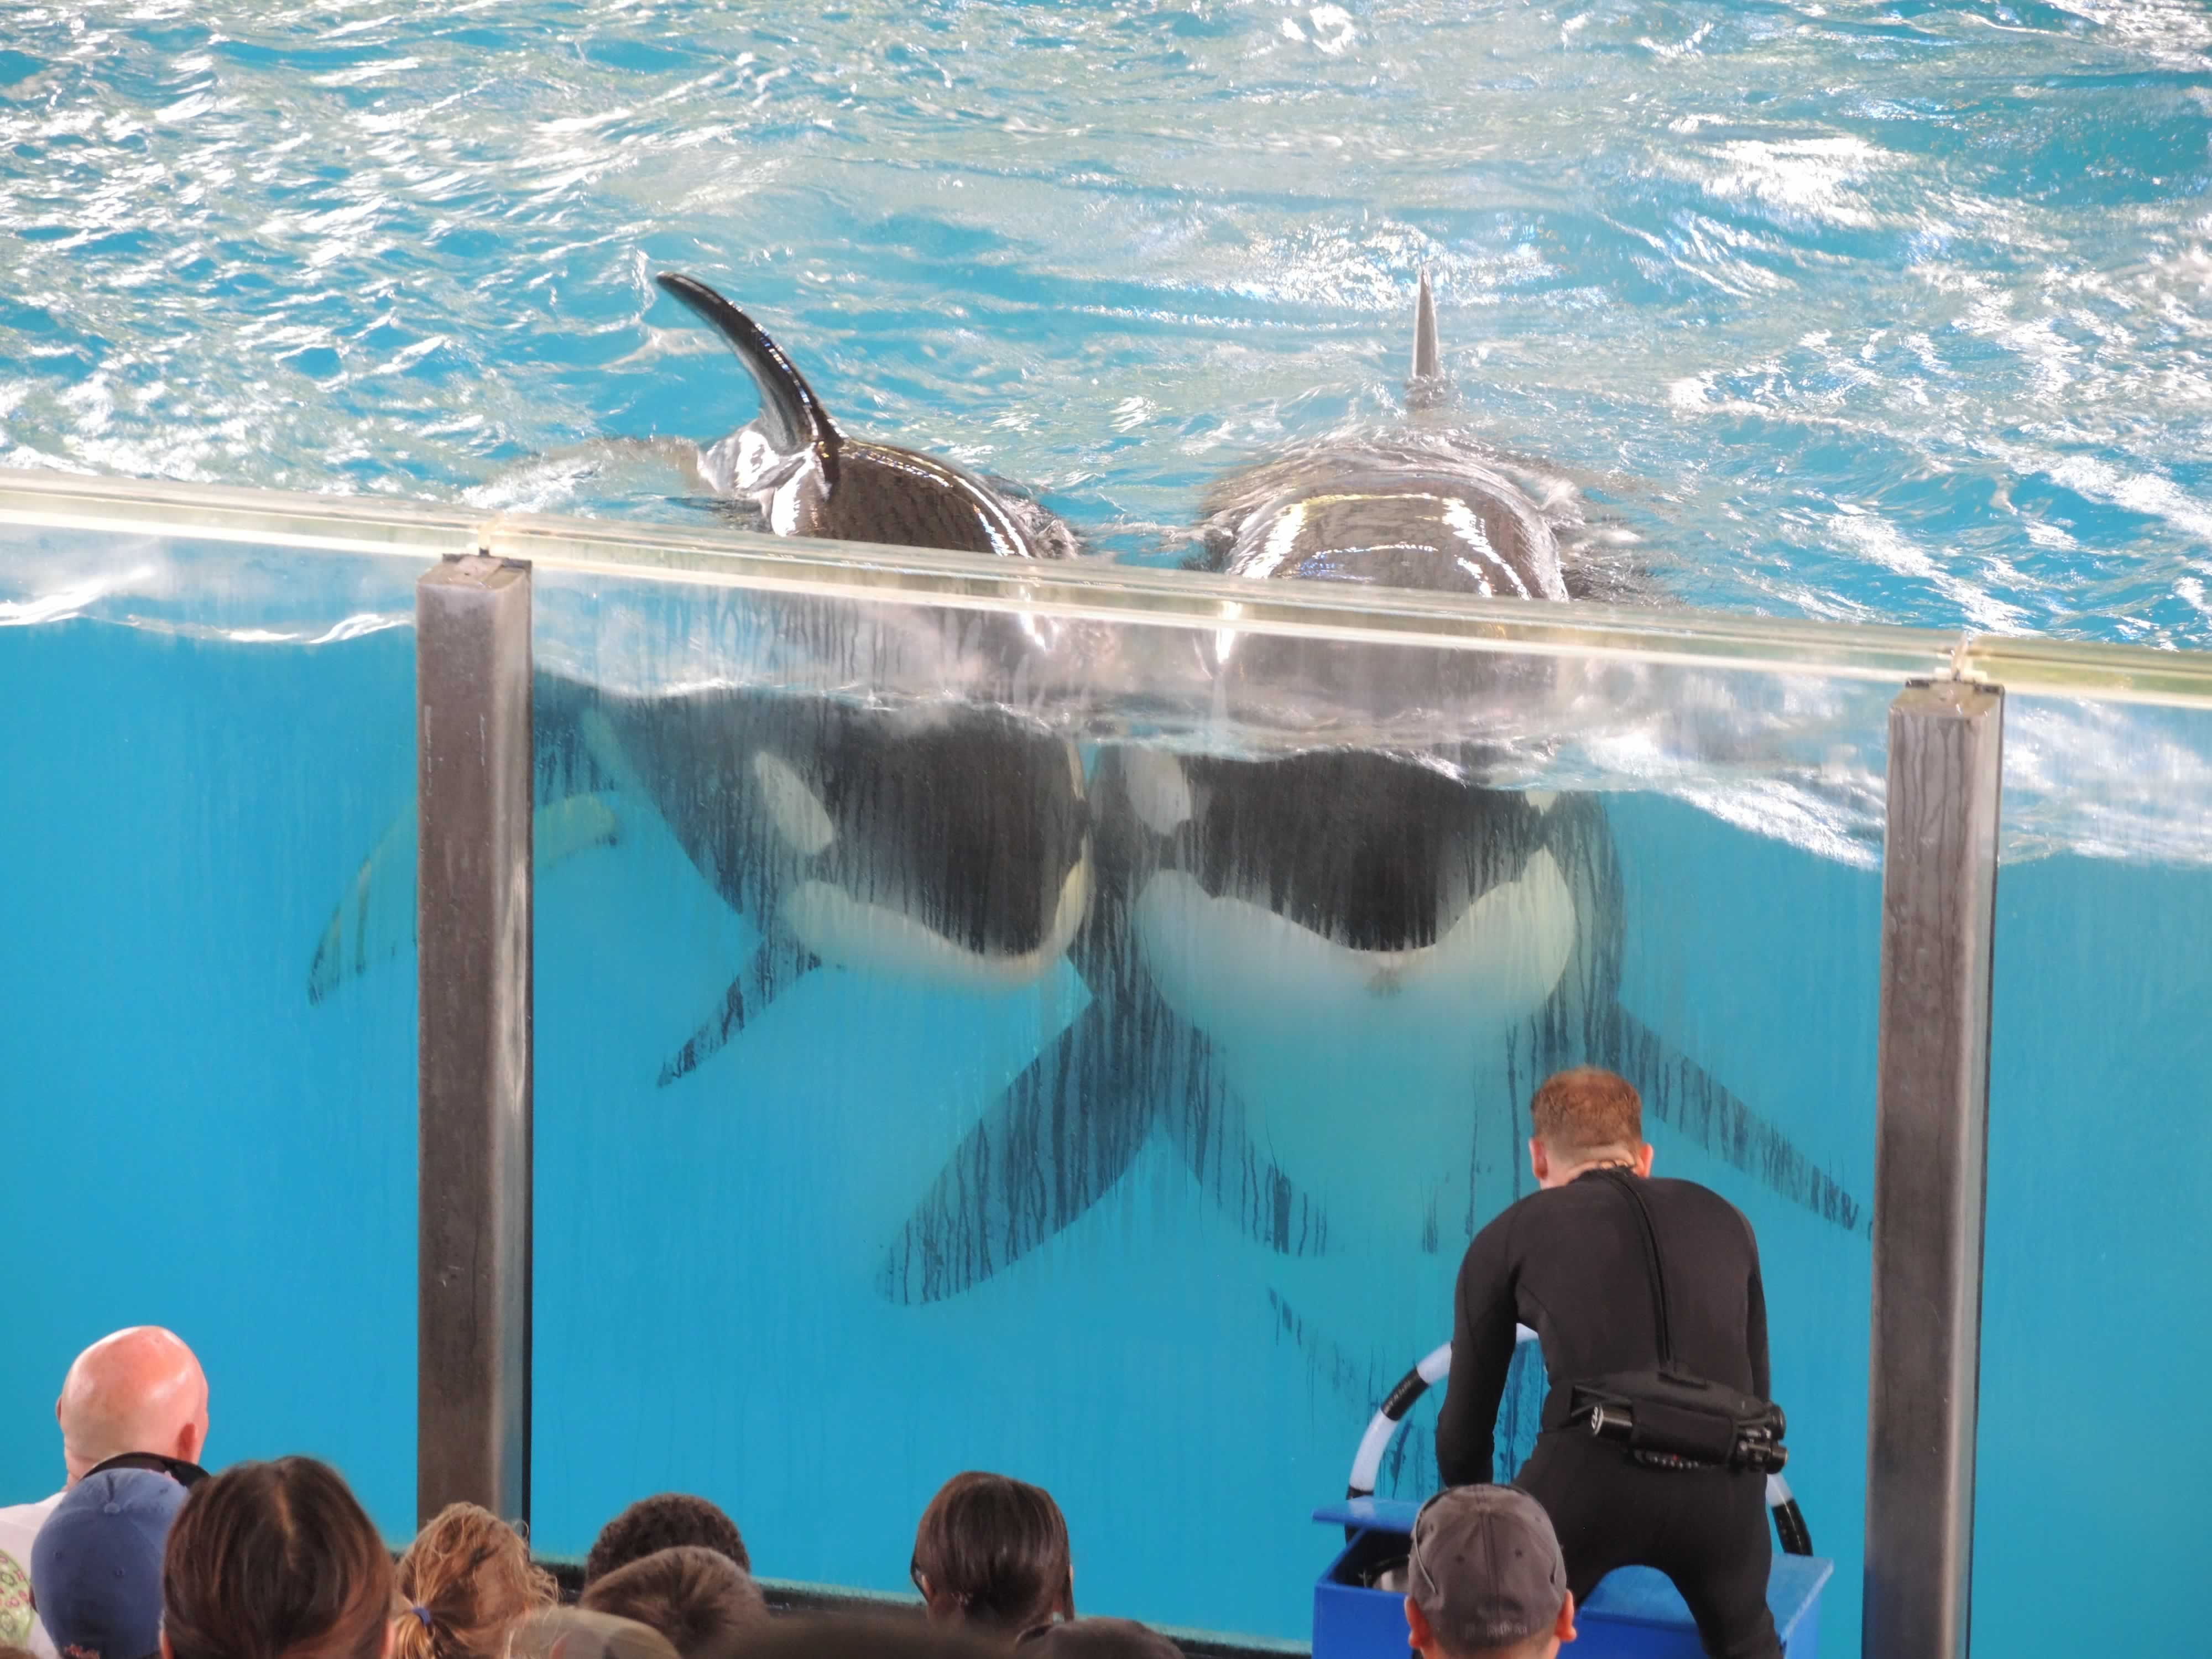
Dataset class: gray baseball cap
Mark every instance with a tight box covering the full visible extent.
[1407,1486,1567,1651]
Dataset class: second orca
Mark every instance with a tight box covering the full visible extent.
[883,276,1861,1307]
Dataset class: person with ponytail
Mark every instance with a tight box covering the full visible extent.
[909,1474,1073,1643]
[160,1458,394,1659]
[393,1505,556,1659]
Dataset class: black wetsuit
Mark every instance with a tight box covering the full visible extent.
[1434,1169,1781,1659]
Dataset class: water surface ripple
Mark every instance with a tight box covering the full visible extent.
[0,0,2209,644]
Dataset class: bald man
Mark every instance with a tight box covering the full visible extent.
[0,1328,209,1658]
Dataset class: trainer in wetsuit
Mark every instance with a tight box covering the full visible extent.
[1433,1067,1780,1659]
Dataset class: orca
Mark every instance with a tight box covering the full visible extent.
[564,682,1094,1084]
[1192,291,1564,605]
[314,275,1093,1085]
[577,274,1092,1078]
[883,275,1861,1306]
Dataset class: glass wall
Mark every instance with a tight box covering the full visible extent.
[1975,685,2212,1658]
[0,486,463,1537]
[500,515,1908,1647]
[14,474,2210,1655]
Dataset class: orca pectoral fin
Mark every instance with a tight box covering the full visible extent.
[1580,1004,1865,1233]
[307,792,622,1005]
[656,939,819,1086]
[879,998,1159,1305]
[307,804,417,1005]
[1166,1031,1331,1258]
[541,791,624,865]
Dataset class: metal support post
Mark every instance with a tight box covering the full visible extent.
[1864,679,2004,1659]
[416,554,533,1529]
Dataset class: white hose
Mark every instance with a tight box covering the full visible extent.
[1346,1329,1536,1497]
[1345,1339,1817,1559]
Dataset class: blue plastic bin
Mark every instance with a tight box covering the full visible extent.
[1312,1498,1832,1659]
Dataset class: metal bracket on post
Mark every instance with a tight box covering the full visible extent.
[1864,677,2003,1659]
[416,553,533,1531]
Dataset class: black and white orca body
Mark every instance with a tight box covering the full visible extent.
[1196,274,1564,602]
[661,273,1078,559]
[1205,453,1567,601]
[611,276,1092,1078]
[574,686,1094,1083]
[1114,749,1575,1058]
[1117,276,1583,1089]
[314,277,1093,1082]
[884,276,1861,1306]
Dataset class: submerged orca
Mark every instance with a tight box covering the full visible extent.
[314,275,1093,1085]
[882,276,1860,1306]
[569,684,1094,1084]
[581,274,1092,1078]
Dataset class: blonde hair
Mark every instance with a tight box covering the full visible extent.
[393,1504,556,1659]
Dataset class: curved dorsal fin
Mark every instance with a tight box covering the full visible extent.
[656,273,842,488]
[1410,268,1441,383]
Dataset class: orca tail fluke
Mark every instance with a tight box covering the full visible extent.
[879,998,1160,1303]
[655,272,842,484]
[656,938,820,1086]
[1593,1005,1865,1233]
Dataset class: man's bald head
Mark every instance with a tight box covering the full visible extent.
[55,1327,210,1483]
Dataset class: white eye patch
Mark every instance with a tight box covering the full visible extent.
[1525,791,1558,813]
[1119,748,1194,836]
[752,750,837,857]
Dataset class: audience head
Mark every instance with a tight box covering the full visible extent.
[512,1611,679,1659]
[1014,1621,1180,1659]
[910,1474,1073,1637]
[585,1499,748,1586]
[711,1619,995,1659]
[58,1329,210,1484]
[1404,1488,1575,1659]
[1527,1068,1651,1187]
[30,1469,188,1659]
[579,1547,766,1659]
[393,1504,555,1659]
[160,1457,394,1659]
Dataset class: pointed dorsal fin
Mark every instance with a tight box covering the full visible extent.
[656,273,842,488]
[1410,268,1441,383]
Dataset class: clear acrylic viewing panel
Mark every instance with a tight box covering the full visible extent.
[505,520,1898,1648]
[0,499,456,1537]
[14,473,2212,1657]
[1975,690,2212,1659]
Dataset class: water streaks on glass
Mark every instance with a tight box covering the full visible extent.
[1,471,2208,1657]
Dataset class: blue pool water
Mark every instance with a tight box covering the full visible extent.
[0,1,2208,638]
[3,7,2212,1659]
[6,530,2211,1659]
